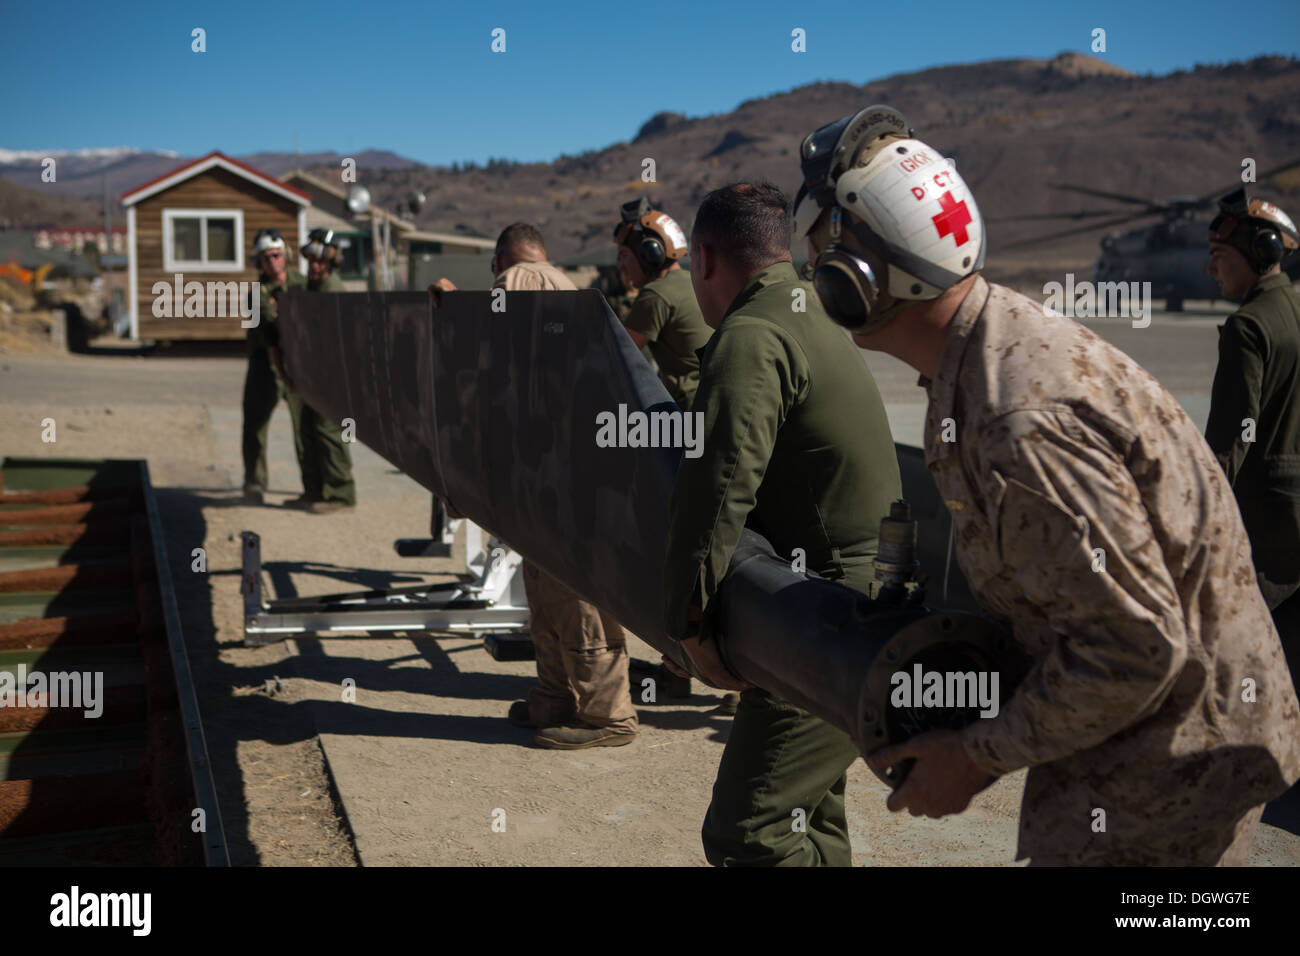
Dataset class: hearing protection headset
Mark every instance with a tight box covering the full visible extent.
[1210,188,1298,274]
[613,198,687,276]
[301,228,349,270]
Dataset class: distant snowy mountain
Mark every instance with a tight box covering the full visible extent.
[0,146,421,204]
[0,146,180,163]
[0,147,190,207]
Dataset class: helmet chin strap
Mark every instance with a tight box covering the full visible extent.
[853,277,909,335]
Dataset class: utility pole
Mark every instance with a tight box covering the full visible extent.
[369,211,383,291]
[102,172,111,260]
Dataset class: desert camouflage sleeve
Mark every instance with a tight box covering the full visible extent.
[958,408,1189,776]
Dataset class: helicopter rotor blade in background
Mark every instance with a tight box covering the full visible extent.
[998,210,1156,250]
[1048,183,1168,210]
[985,208,1126,223]
[1191,156,1300,207]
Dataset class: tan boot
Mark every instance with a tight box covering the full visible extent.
[534,722,636,750]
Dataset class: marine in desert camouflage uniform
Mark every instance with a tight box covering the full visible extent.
[794,107,1300,865]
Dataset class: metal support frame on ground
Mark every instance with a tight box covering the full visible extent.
[241,517,530,645]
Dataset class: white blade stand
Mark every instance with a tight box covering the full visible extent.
[241,518,531,646]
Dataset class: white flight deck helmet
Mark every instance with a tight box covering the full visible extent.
[251,227,288,257]
[793,106,986,332]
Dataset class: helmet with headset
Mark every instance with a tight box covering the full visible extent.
[252,227,287,257]
[793,106,986,332]
[300,227,350,269]
[1209,187,1298,274]
[613,198,688,277]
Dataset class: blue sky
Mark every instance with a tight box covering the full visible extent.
[3,0,1297,165]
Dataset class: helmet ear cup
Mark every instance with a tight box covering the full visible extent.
[637,236,666,275]
[811,246,879,329]
[1253,227,1284,270]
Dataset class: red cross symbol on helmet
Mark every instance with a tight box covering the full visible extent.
[931,191,973,246]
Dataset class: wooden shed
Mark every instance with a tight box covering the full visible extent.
[121,152,310,340]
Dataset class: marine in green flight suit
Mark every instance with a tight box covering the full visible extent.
[622,269,712,410]
[242,228,307,503]
[613,199,712,410]
[294,230,357,512]
[1203,189,1300,684]
[662,184,901,865]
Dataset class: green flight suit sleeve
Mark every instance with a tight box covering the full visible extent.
[623,287,669,341]
[1204,314,1266,486]
[246,281,276,348]
[662,318,810,640]
[258,271,308,348]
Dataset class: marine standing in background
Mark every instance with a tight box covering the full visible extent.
[612,198,713,410]
[612,199,731,711]
[291,228,357,514]
[241,227,307,505]
[437,224,640,749]
[1203,189,1300,685]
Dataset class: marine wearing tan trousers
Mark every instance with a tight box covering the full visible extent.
[494,258,638,740]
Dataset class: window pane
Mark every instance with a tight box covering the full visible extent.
[172,218,201,261]
[340,235,368,276]
[206,218,236,262]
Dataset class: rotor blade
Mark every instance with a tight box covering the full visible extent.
[1193,156,1300,206]
[1049,183,1165,209]
[274,290,1022,777]
[997,211,1154,250]
[985,209,1125,223]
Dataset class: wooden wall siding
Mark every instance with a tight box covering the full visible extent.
[135,167,303,339]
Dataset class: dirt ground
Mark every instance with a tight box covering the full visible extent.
[0,393,357,865]
[2,331,1297,867]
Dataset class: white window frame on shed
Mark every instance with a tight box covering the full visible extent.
[162,208,245,272]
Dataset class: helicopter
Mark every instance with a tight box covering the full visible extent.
[992,158,1300,311]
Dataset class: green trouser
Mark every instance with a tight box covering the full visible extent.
[293,398,356,504]
[242,345,306,491]
[702,687,859,866]
[1275,589,1300,696]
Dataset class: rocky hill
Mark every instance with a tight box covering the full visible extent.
[336,52,1300,273]
[5,53,1299,278]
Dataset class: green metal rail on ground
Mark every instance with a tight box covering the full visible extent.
[0,457,227,866]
